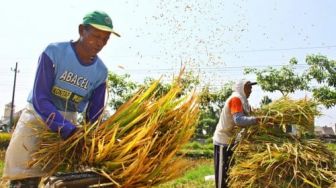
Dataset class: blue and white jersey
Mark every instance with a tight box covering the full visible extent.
[27,41,108,139]
[44,42,106,112]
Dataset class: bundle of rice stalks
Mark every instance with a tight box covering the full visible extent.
[229,97,336,188]
[253,97,321,135]
[230,136,336,188]
[29,70,200,187]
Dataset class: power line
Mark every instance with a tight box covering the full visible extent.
[224,45,336,53]
[0,45,335,60]
[105,45,336,57]
[123,63,309,72]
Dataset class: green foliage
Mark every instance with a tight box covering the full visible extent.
[181,141,214,158]
[199,82,233,112]
[0,159,3,177]
[141,70,200,98]
[189,142,202,149]
[195,118,217,139]
[305,54,336,108]
[195,82,233,139]
[0,142,7,177]
[244,54,336,108]
[326,143,336,154]
[107,72,138,110]
[180,71,200,94]
[312,86,336,108]
[0,133,11,149]
[244,58,309,96]
[141,77,171,98]
[205,137,214,144]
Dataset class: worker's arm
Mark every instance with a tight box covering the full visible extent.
[229,97,257,127]
[32,52,76,140]
[85,82,106,123]
[233,112,257,127]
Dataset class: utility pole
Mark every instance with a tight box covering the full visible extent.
[9,62,19,131]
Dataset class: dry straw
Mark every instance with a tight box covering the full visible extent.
[29,70,200,187]
[229,97,336,188]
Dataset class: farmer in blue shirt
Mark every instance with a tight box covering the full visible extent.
[3,10,120,187]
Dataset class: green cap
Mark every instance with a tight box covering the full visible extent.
[83,11,120,37]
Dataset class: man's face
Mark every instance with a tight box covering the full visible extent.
[80,25,111,56]
[244,83,252,98]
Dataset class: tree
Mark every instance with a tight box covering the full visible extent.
[196,82,233,139]
[305,54,336,108]
[107,70,200,111]
[199,82,233,114]
[140,70,200,98]
[107,72,138,111]
[244,58,309,96]
[244,58,319,135]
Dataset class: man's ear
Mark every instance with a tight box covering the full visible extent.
[79,24,85,36]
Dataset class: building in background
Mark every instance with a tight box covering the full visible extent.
[315,124,336,143]
[315,125,336,136]
[0,102,22,131]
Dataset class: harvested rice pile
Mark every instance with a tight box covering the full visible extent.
[29,72,200,187]
[229,97,336,188]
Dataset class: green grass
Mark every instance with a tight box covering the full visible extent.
[0,133,10,149]
[0,161,3,176]
[156,159,215,188]
[180,141,214,158]
[326,143,336,153]
[0,132,9,177]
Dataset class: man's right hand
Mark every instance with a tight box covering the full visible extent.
[257,116,275,125]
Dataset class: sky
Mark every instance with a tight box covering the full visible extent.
[0,0,335,128]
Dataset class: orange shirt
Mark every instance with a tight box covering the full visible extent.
[228,97,243,115]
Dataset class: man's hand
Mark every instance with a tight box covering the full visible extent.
[257,116,274,125]
[63,126,84,140]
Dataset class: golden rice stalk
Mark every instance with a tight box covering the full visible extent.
[230,137,336,188]
[30,69,200,187]
[253,97,320,134]
[229,97,336,188]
